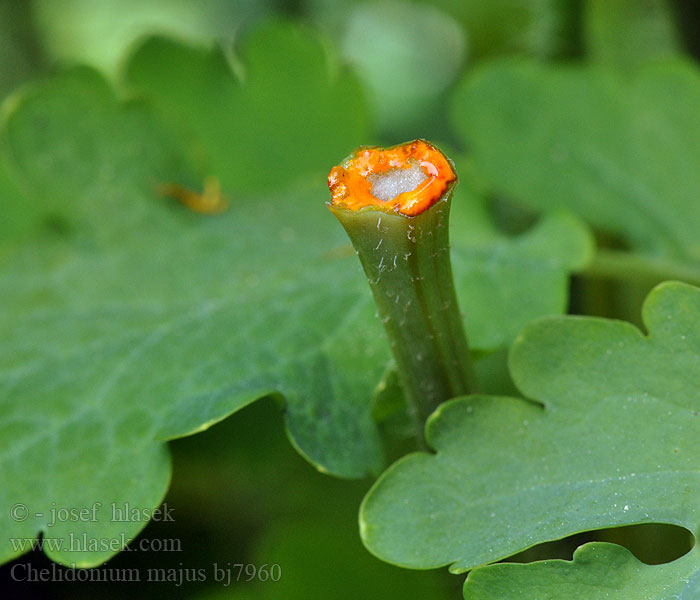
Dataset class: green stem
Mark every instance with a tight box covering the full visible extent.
[583,249,700,287]
[330,194,478,437]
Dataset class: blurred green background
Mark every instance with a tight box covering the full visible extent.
[1,0,699,598]
[6,0,695,145]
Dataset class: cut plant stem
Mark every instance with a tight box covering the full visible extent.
[327,140,478,437]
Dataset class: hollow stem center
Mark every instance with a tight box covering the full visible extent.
[368,159,427,202]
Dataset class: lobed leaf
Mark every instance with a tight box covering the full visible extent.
[0,56,385,570]
[0,22,592,568]
[361,282,700,578]
[451,59,700,262]
[450,174,592,351]
[125,21,372,194]
[464,542,700,599]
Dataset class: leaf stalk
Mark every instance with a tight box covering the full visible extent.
[328,141,477,437]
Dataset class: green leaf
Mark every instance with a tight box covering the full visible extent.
[0,25,591,568]
[3,67,186,238]
[360,281,700,575]
[464,542,700,599]
[450,171,592,351]
[125,22,372,193]
[451,59,700,262]
[0,66,385,570]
